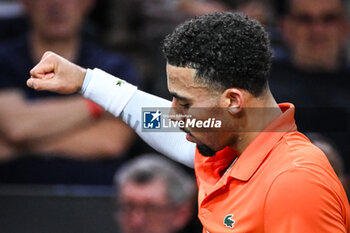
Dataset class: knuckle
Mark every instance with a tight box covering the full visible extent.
[32,81,40,90]
[30,66,38,75]
[43,51,57,61]
[44,51,53,57]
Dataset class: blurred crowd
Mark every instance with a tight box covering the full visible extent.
[0,0,349,232]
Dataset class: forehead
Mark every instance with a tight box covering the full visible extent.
[120,179,167,203]
[290,0,343,14]
[167,64,197,88]
[166,64,213,98]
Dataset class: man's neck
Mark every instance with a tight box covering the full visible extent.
[231,90,282,155]
[30,32,80,63]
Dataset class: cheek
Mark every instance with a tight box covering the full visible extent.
[329,29,345,42]
[293,27,310,40]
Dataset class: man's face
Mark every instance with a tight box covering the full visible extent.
[23,0,92,40]
[116,179,178,233]
[167,64,236,156]
[283,0,348,69]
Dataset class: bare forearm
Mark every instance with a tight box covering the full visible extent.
[0,137,17,161]
[1,94,92,143]
[31,117,135,159]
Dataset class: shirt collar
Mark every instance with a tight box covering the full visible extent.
[228,103,297,181]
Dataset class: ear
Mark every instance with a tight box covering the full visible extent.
[339,20,350,47]
[172,202,194,231]
[219,88,244,116]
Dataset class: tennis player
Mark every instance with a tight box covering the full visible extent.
[27,13,349,232]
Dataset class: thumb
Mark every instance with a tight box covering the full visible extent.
[27,77,59,92]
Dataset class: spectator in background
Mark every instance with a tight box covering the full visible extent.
[105,0,232,50]
[104,0,278,99]
[306,133,350,199]
[279,0,349,71]
[178,0,231,17]
[235,0,287,60]
[235,0,272,26]
[269,0,350,173]
[104,0,234,99]
[114,154,200,233]
[0,0,27,40]
[103,0,186,99]
[0,0,140,184]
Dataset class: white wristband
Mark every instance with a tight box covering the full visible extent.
[81,68,137,116]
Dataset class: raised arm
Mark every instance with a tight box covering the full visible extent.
[27,52,195,167]
[27,52,87,94]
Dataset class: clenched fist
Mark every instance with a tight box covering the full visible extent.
[27,51,87,94]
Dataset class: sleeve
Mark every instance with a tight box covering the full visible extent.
[81,68,195,167]
[264,168,349,233]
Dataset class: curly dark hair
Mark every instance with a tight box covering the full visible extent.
[162,12,272,97]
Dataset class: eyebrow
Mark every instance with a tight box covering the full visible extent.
[169,92,189,101]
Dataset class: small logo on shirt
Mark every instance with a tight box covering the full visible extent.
[224,214,235,229]
[143,110,162,129]
[116,80,125,86]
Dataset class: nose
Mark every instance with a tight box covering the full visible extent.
[310,21,327,34]
[170,97,178,109]
[129,210,147,227]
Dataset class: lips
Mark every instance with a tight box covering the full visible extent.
[181,128,196,142]
[186,133,196,142]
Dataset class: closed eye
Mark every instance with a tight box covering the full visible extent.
[179,103,190,109]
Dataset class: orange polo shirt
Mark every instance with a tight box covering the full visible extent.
[195,103,350,233]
